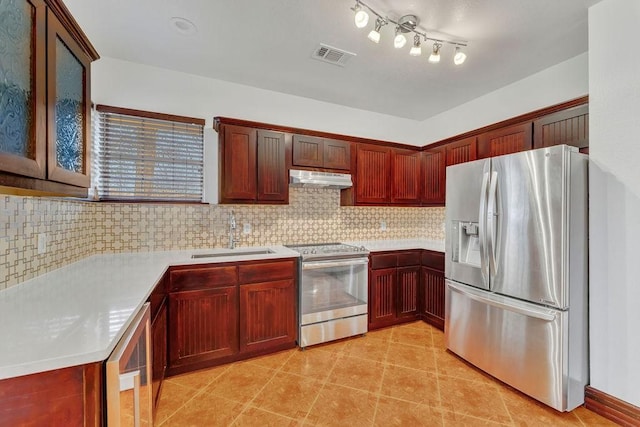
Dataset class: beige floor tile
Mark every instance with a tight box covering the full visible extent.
[572,406,619,426]
[390,325,434,347]
[434,348,497,385]
[441,409,513,426]
[154,381,200,426]
[160,393,244,427]
[252,371,323,420]
[432,330,446,349]
[305,383,378,427]
[165,364,230,391]
[499,386,583,426]
[326,355,384,393]
[281,348,339,381]
[205,363,275,404]
[365,327,394,342]
[342,335,389,363]
[233,406,303,426]
[385,342,437,372]
[374,395,444,426]
[438,375,512,425]
[243,348,296,370]
[309,339,349,355]
[379,364,440,406]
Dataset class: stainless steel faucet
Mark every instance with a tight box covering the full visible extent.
[228,210,240,249]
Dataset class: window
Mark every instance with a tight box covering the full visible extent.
[93,105,205,201]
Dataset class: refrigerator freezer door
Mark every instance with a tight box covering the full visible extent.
[445,280,585,411]
[445,158,491,290]
[490,146,581,308]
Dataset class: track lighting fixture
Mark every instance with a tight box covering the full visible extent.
[454,46,467,65]
[350,0,468,65]
[428,42,442,63]
[367,17,385,43]
[409,35,422,56]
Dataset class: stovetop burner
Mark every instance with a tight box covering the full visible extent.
[286,242,369,260]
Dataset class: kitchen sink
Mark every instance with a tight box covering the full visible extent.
[191,249,275,259]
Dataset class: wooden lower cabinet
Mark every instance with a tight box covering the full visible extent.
[151,300,168,408]
[420,250,446,330]
[239,279,296,353]
[169,286,239,370]
[0,363,102,426]
[369,268,397,328]
[397,266,420,318]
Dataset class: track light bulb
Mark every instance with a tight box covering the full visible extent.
[368,18,384,43]
[354,8,369,28]
[409,34,421,56]
[429,42,441,63]
[454,46,467,65]
[394,28,406,48]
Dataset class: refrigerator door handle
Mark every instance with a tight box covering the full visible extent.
[478,171,490,285]
[448,282,557,322]
[487,171,499,279]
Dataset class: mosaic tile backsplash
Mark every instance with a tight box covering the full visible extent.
[0,188,445,290]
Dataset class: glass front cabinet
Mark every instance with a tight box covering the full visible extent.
[0,0,98,195]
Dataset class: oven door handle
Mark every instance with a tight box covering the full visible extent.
[302,258,369,270]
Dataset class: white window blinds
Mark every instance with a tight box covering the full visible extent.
[93,106,205,201]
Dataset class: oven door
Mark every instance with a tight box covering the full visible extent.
[300,257,368,325]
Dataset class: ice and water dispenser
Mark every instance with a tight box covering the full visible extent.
[451,221,482,268]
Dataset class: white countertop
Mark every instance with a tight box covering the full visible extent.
[347,238,445,253]
[0,246,299,380]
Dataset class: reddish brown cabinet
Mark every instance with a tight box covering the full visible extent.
[391,148,421,205]
[478,122,533,159]
[355,144,392,204]
[292,135,351,171]
[148,275,168,409]
[533,104,589,151]
[446,136,477,166]
[219,124,287,204]
[421,147,446,206]
[167,258,297,375]
[368,250,421,329]
[419,250,445,330]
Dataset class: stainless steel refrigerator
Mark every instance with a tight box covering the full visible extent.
[444,144,588,412]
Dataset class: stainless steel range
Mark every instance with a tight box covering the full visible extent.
[286,243,369,348]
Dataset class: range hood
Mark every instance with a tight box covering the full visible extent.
[289,169,352,189]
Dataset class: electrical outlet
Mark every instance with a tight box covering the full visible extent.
[380,220,387,231]
[37,233,47,254]
[243,223,252,234]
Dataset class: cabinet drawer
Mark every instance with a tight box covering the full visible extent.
[370,254,397,270]
[239,260,296,284]
[397,251,421,267]
[169,266,237,291]
[422,250,444,271]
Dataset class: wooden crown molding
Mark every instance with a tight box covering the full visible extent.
[45,0,99,61]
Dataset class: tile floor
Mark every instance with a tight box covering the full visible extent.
[155,321,616,426]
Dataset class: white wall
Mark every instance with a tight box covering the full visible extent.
[91,57,422,146]
[418,53,589,145]
[588,0,640,407]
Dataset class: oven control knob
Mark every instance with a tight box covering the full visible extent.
[311,249,317,254]
[360,246,367,251]
[302,250,308,255]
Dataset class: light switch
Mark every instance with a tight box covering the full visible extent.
[380,220,387,231]
[37,233,47,254]
[243,223,252,234]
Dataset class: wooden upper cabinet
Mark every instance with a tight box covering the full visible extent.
[0,0,98,195]
[533,104,589,151]
[292,135,350,171]
[446,136,477,166]
[421,147,445,206]
[478,122,533,159]
[221,125,257,201]
[391,148,421,205]
[257,130,287,202]
[219,125,287,203]
[355,144,391,204]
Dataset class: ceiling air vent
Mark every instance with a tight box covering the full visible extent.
[311,43,356,67]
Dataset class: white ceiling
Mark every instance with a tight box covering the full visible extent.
[64,0,599,121]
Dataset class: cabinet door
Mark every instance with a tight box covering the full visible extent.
[169,287,238,368]
[151,299,167,408]
[221,125,257,201]
[46,10,91,187]
[478,122,532,159]
[356,144,391,204]
[239,279,296,353]
[421,147,445,205]
[256,130,287,202]
[323,139,351,170]
[397,266,420,319]
[369,268,397,329]
[422,267,445,330]
[391,149,421,205]
[533,104,588,151]
[0,0,46,180]
[292,134,323,168]
[446,136,477,166]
